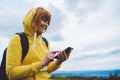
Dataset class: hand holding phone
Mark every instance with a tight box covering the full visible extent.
[54,47,73,59]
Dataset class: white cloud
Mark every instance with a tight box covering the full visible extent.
[59,53,120,71]
[70,47,120,59]
[0,0,120,71]
[39,0,120,70]
[53,0,120,48]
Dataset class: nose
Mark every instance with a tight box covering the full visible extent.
[44,22,48,27]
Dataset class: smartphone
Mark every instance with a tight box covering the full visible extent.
[54,47,73,59]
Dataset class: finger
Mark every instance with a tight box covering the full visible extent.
[62,50,68,60]
[59,51,67,61]
[58,52,63,61]
[51,51,61,54]
[50,58,54,62]
[47,55,54,62]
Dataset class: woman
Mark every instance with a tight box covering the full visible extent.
[6,7,72,80]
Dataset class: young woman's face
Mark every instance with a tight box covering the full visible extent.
[36,17,49,35]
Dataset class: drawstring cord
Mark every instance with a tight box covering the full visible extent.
[32,32,43,48]
[39,37,43,44]
[32,32,37,48]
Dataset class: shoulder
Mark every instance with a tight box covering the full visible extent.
[7,34,22,51]
[10,34,20,41]
[9,34,21,45]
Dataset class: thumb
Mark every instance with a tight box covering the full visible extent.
[50,51,61,54]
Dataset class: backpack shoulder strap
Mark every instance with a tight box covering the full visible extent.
[42,37,48,48]
[16,32,29,61]
[0,48,8,80]
[0,32,29,80]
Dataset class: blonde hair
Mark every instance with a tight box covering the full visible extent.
[32,7,51,31]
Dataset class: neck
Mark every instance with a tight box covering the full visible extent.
[37,31,42,37]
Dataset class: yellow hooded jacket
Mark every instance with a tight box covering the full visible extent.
[6,8,60,80]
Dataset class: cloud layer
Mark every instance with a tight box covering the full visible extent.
[0,0,120,70]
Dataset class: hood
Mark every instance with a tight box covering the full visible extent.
[23,8,36,37]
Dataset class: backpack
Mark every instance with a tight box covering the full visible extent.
[0,32,48,80]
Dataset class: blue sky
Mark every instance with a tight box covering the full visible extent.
[0,0,120,71]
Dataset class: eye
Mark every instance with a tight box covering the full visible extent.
[42,18,49,24]
[41,16,49,25]
[42,18,47,22]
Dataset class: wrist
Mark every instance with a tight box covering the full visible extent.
[55,60,62,65]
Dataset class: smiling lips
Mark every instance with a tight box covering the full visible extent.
[40,26,47,32]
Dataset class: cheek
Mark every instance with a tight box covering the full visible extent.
[39,20,44,25]
[37,23,42,29]
[38,22,42,26]
[37,25,41,31]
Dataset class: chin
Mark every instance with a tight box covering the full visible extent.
[42,30,46,33]
[37,30,46,34]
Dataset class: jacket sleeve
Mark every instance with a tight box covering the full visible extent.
[47,61,61,73]
[46,42,61,73]
[6,35,43,80]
